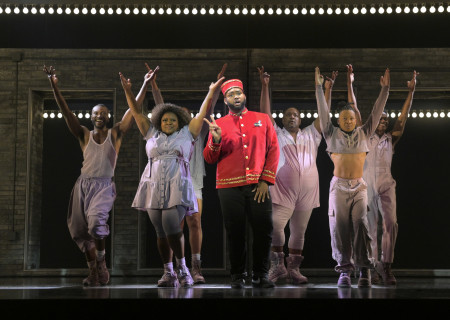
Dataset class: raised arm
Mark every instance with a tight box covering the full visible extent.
[134,64,162,111]
[362,68,390,136]
[346,64,362,126]
[189,76,225,139]
[317,70,338,133]
[315,67,334,139]
[391,70,418,146]
[258,66,274,125]
[43,65,88,145]
[119,72,153,137]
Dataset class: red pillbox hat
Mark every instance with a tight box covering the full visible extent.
[221,79,244,96]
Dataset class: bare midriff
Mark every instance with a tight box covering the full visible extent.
[331,152,367,179]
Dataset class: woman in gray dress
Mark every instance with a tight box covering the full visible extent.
[119,67,224,287]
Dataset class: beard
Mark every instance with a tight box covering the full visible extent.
[225,98,246,114]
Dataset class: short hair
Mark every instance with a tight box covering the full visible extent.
[151,103,191,131]
[336,101,355,114]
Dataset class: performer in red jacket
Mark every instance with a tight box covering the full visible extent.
[203,78,280,289]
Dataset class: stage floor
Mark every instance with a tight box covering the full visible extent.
[1,275,449,318]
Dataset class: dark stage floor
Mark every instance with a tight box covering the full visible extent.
[1,275,449,318]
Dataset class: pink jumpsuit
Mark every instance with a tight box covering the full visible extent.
[363,132,398,264]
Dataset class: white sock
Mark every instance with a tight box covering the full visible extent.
[191,253,201,261]
[176,257,188,272]
[95,250,105,261]
[164,262,174,273]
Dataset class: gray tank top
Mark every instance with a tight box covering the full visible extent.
[80,129,117,178]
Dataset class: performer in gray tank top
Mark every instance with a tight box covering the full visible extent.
[43,65,134,286]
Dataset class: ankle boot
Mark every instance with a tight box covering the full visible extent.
[268,251,288,283]
[286,255,308,284]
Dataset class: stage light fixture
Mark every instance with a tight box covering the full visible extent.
[40,6,46,14]
[267,6,273,15]
[147,113,152,119]
[243,6,248,15]
[49,112,55,118]
[14,6,20,14]
[334,112,339,118]
[335,6,342,14]
[225,5,231,14]
[419,110,424,118]
[426,111,431,118]
[22,6,29,14]
[433,111,438,118]
[65,6,71,14]
[277,6,283,15]
[175,6,181,15]
[285,7,290,15]
[272,113,277,119]
[438,3,444,12]
[158,7,164,15]
[440,111,445,118]
[209,6,214,15]
[43,112,48,118]
[447,111,450,118]
[301,7,308,15]
[3,6,10,14]
[395,4,402,13]
[57,6,63,14]
[82,5,88,15]
[318,6,324,15]
[306,112,312,118]
[429,4,436,13]
[133,7,139,15]
[73,6,79,14]
[278,112,284,118]
[216,113,222,118]
[404,5,411,13]
[370,5,377,14]
[166,7,173,15]
[259,6,265,15]
[412,111,417,118]
[217,6,223,14]
[250,6,256,15]
[413,4,419,13]
[48,6,54,14]
[192,7,198,15]
[183,6,189,15]
[390,111,396,118]
[310,7,316,14]
[327,6,333,15]
[420,4,427,13]
[91,7,97,15]
[31,6,37,14]
[57,112,62,118]
[379,5,385,14]
[300,112,305,118]
[314,112,318,118]
[234,6,240,15]
[78,112,83,119]
[343,5,350,14]
[386,4,393,14]
[84,112,90,119]
[353,6,359,14]
[200,6,206,15]
[361,4,367,14]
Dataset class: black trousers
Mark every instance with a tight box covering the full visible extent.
[218,185,273,277]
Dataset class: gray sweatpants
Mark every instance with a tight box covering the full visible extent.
[67,175,115,253]
[328,176,373,273]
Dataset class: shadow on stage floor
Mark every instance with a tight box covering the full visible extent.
[1,275,449,318]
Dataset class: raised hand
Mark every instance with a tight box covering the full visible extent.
[217,63,227,80]
[407,70,419,91]
[315,67,324,86]
[380,68,390,87]
[43,65,58,85]
[325,70,338,89]
[203,114,222,143]
[119,72,132,91]
[210,76,226,92]
[257,65,270,86]
[143,64,160,86]
[346,64,354,84]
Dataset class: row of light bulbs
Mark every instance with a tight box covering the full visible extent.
[1,3,450,16]
[41,110,450,120]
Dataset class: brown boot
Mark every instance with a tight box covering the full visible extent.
[191,259,206,284]
[96,257,110,286]
[82,260,99,286]
[286,255,308,284]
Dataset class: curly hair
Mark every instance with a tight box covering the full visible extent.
[151,103,191,131]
